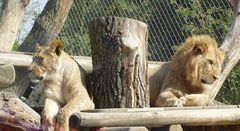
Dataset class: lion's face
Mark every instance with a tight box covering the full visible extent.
[28,40,64,83]
[172,35,225,87]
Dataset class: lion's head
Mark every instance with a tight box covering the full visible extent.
[171,35,225,91]
[28,40,64,83]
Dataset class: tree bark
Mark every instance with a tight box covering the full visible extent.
[0,0,29,52]
[89,17,149,109]
[69,105,240,128]
[207,0,240,103]
[18,0,73,52]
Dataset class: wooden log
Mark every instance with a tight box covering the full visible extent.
[80,105,239,113]
[208,0,240,102]
[0,52,33,67]
[0,64,15,89]
[18,0,74,52]
[0,92,41,130]
[0,52,94,73]
[0,0,29,51]
[0,52,163,69]
[100,127,148,131]
[69,106,240,128]
[183,125,240,131]
[89,17,149,108]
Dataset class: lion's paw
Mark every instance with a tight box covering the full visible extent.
[166,98,183,107]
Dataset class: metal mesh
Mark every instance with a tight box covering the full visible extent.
[59,0,232,61]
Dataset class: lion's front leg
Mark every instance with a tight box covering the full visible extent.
[180,93,210,106]
[156,90,184,107]
[41,98,61,131]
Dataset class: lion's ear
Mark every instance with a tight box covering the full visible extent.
[49,40,64,56]
[193,42,208,55]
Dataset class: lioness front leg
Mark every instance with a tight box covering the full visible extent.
[56,96,94,131]
[42,98,61,131]
[180,94,210,106]
[156,91,184,107]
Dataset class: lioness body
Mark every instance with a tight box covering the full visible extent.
[28,40,94,131]
[149,35,225,107]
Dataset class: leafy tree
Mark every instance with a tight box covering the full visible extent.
[171,0,232,43]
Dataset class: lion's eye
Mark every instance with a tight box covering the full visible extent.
[208,60,214,65]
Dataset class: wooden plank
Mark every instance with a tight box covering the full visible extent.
[69,106,240,128]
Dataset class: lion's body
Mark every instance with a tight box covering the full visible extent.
[149,35,225,107]
[28,40,94,131]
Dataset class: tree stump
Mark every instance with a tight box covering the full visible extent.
[0,0,29,52]
[89,16,149,109]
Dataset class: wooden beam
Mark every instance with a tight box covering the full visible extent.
[0,52,93,73]
[208,0,240,102]
[69,106,240,128]
[0,52,33,66]
[0,51,164,73]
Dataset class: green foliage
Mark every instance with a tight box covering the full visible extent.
[216,62,240,104]
[171,0,232,43]
[12,41,20,51]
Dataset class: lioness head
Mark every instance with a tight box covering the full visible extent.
[28,40,64,83]
[171,35,225,88]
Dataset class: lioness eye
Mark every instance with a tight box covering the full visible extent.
[34,56,43,65]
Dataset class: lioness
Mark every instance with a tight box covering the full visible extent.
[28,40,94,131]
[149,35,225,107]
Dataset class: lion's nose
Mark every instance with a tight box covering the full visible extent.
[40,76,44,80]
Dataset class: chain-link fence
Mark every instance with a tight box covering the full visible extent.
[58,0,233,62]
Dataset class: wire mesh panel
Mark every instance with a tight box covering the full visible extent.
[58,0,232,61]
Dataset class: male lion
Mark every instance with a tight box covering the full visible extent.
[149,35,225,107]
[28,40,94,131]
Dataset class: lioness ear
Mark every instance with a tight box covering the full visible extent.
[35,43,42,52]
[49,40,64,56]
[193,42,208,55]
